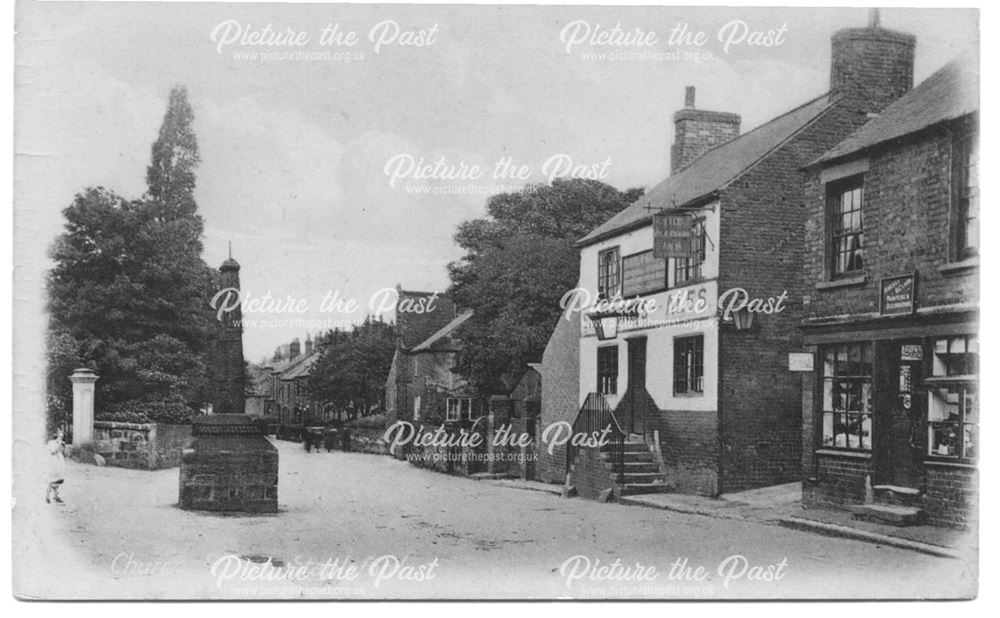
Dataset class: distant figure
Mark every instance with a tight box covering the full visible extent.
[45,428,66,504]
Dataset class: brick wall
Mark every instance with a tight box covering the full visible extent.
[93,421,192,470]
[538,311,580,484]
[179,444,279,513]
[716,104,869,493]
[924,464,978,528]
[802,453,871,510]
[803,120,978,320]
[646,409,719,495]
[569,446,616,501]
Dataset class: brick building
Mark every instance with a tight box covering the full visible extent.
[267,335,321,425]
[569,12,917,498]
[799,56,979,528]
[384,287,461,425]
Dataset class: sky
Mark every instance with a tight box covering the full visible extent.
[14,1,979,362]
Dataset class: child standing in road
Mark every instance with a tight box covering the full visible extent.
[46,427,66,504]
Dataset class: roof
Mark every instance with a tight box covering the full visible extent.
[411,311,473,352]
[578,93,838,246]
[395,289,457,349]
[815,55,979,165]
[281,352,318,380]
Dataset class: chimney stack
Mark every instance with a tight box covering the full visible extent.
[829,8,915,114]
[671,86,741,174]
[305,333,314,356]
[289,337,301,359]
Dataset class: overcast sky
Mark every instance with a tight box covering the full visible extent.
[14,2,978,361]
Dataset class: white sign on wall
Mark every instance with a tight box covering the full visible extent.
[788,353,814,372]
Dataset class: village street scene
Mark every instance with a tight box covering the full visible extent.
[12,2,980,600]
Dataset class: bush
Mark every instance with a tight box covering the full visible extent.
[99,400,196,425]
[345,413,389,430]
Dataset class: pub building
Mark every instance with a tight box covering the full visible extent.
[569,11,922,498]
[799,55,978,527]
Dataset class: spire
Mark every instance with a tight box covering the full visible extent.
[868,8,881,28]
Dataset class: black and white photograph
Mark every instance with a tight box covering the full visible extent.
[10,0,983,600]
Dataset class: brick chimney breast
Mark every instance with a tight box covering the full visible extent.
[671,86,741,175]
[829,10,916,114]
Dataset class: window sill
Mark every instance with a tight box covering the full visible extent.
[815,448,872,459]
[938,257,979,275]
[672,391,705,398]
[815,275,867,291]
[923,458,977,469]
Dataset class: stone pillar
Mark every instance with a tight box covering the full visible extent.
[69,368,99,446]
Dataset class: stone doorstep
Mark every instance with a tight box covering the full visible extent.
[849,503,925,526]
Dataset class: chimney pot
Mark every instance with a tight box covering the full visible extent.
[684,86,696,108]
[868,8,881,28]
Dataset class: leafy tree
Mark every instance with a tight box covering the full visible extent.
[447,178,643,395]
[306,317,396,421]
[46,86,220,428]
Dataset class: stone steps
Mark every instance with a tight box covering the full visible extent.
[849,503,925,526]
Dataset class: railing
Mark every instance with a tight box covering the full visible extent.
[567,392,626,484]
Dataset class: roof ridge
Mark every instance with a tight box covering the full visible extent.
[674,91,835,174]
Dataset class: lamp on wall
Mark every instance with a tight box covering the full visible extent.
[722,306,756,331]
[589,312,620,341]
[587,307,640,341]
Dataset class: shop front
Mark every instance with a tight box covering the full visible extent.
[803,310,978,528]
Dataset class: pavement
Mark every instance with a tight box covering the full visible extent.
[616,482,976,560]
[13,439,978,600]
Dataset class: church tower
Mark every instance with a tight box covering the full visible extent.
[213,244,246,414]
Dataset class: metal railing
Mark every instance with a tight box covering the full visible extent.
[567,392,626,484]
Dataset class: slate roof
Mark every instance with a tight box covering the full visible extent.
[411,311,473,352]
[815,55,979,165]
[578,93,838,247]
[281,352,318,380]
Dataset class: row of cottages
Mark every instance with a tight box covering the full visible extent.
[539,12,968,496]
[264,335,322,426]
[800,55,979,527]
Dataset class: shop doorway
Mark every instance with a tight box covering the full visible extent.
[875,340,924,488]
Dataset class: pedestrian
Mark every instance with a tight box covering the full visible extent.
[46,427,66,505]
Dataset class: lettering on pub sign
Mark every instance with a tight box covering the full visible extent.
[653,212,695,259]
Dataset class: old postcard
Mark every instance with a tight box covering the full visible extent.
[12,0,980,600]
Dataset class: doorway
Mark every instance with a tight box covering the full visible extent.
[626,337,648,440]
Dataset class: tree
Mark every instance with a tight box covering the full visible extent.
[46,86,219,428]
[306,317,396,420]
[447,178,643,395]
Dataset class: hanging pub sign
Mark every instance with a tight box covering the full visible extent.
[653,212,695,259]
[880,273,916,315]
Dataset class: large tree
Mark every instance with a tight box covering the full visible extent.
[447,178,643,395]
[306,317,396,420]
[46,86,219,430]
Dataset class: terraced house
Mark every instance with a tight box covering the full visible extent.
[566,12,920,499]
[799,55,979,528]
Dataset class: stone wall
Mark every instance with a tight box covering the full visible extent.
[93,421,192,470]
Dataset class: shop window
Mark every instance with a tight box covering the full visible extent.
[821,342,873,450]
[674,220,706,285]
[673,335,704,395]
[828,176,865,277]
[597,345,618,395]
[446,397,472,422]
[597,247,621,299]
[927,335,978,459]
[622,250,667,296]
[953,128,979,259]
